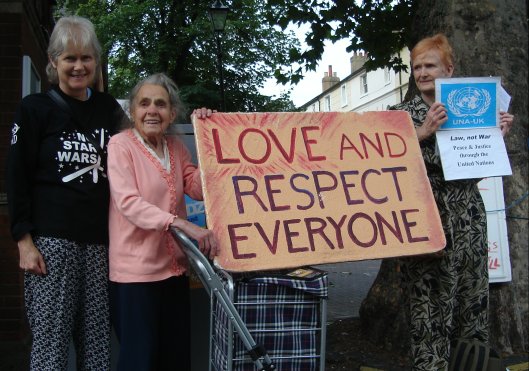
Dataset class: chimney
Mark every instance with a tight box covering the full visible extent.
[350,51,368,73]
[322,65,340,91]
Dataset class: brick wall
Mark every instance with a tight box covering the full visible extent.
[0,0,53,342]
[0,5,26,343]
[0,210,26,341]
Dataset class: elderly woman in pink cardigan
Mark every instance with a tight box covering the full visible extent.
[107,73,217,371]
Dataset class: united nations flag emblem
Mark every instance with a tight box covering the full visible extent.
[447,87,491,117]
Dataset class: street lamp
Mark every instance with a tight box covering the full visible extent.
[208,0,229,111]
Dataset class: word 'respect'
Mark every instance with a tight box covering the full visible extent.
[193,112,445,272]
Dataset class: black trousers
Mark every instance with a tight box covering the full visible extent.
[110,276,191,371]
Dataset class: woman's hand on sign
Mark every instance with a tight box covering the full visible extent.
[192,107,215,120]
[416,102,448,142]
[499,111,514,136]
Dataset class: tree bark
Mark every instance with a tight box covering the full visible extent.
[360,0,528,356]
[359,259,410,354]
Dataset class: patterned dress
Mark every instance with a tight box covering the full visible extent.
[391,95,489,371]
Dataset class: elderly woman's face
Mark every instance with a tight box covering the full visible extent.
[412,49,453,98]
[131,84,176,142]
[51,43,96,100]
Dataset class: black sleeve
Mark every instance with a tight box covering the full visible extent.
[6,97,42,241]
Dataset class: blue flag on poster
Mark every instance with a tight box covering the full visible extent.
[435,77,500,130]
[184,194,206,228]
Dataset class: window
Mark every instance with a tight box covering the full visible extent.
[360,74,368,94]
[309,102,320,112]
[22,56,41,98]
[341,84,348,106]
[384,67,391,84]
[324,96,331,111]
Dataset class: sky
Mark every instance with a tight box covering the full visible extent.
[261,35,354,107]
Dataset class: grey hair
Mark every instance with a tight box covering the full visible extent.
[46,16,102,84]
[124,73,185,129]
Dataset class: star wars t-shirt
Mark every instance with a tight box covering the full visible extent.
[7,86,124,244]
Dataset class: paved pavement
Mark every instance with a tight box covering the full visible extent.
[317,260,381,321]
[0,260,379,371]
[3,260,528,371]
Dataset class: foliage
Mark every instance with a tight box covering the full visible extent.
[54,0,417,111]
[55,0,301,113]
[265,0,415,84]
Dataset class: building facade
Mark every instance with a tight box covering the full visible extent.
[300,50,410,113]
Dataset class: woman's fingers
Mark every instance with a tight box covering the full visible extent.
[499,111,514,136]
[198,232,218,259]
[192,107,214,119]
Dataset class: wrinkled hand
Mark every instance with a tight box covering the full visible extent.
[499,111,514,136]
[18,234,47,275]
[171,218,218,259]
[192,107,215,120]
[416,102,449,141]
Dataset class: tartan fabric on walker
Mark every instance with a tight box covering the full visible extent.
[211,269,327,371]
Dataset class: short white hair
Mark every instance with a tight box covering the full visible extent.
[46,16,102,84]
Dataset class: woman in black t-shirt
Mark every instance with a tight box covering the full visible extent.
[7,15,123,370]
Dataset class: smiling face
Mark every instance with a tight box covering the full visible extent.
[131,84,176,145]
[412,49,454,103]
[51,43,96,100]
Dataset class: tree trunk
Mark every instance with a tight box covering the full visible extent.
[360,0,528,356]
[359,259,410,354]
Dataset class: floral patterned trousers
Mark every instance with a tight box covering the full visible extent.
[24,236,110,371]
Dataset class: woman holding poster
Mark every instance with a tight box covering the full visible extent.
[390,34,513,370]
[107,73,217,371]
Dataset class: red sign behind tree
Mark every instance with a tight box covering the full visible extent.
[192,112,445,272]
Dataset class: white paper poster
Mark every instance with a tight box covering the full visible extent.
[478,177,511,283]
[435,77,512,180]
[436,77,500,130]
[436,128,512,180]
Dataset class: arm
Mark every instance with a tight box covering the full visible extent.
[7,100,40,241]
[177,107,218,258]
[171,144,217,258]
[182,107,215,199]
[107,140,175,231]
[7,98,48,274]
[179,142,203,200]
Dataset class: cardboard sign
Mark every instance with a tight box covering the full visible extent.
[193,112,446,272]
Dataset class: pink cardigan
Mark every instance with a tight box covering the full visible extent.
[107,129,202,283]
